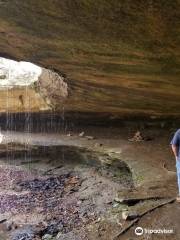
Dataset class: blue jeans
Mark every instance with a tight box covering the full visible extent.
[176,159,180,194]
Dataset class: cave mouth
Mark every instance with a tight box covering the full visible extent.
[0,57,42,88]
[0,57,68,118]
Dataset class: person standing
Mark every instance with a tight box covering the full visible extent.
[171,129,180,202]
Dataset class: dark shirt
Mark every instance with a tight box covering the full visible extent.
[171,129,180,158]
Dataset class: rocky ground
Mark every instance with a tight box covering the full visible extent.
[0,125,178,240]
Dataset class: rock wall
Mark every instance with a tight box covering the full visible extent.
[36,68,68,109]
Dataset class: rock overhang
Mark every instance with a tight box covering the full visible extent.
[0,1,179,119]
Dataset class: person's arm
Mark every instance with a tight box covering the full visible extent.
[170,130,180,160]
[171,144,179,159]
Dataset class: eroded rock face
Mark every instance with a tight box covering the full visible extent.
[36,68,68,109]
[0,1,179,118]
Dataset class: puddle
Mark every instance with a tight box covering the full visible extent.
[1,144,133,186]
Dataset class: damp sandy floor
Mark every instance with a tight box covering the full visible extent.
[0,125,178,239]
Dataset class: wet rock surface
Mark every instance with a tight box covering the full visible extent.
[17,175,71,192]
[0,170,96,239]
[11,227,35,240]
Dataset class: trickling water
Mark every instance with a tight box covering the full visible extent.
[0,58,43,192]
